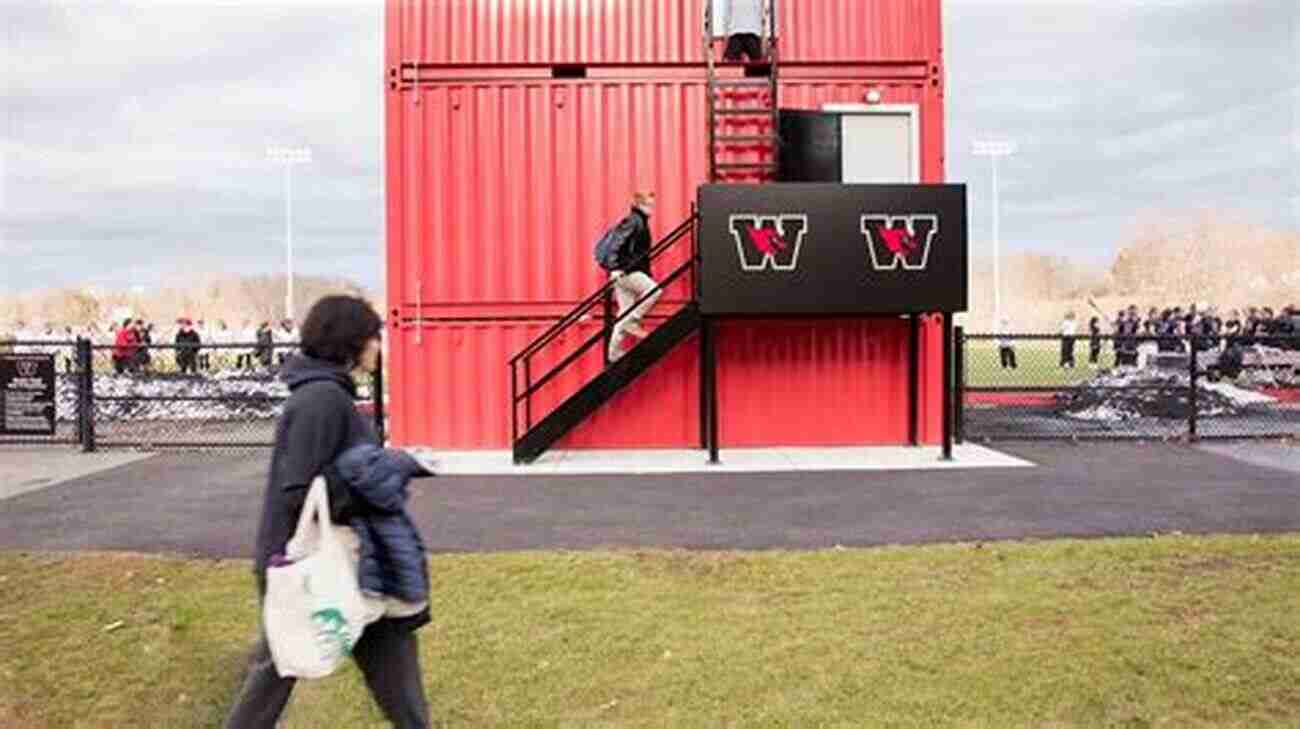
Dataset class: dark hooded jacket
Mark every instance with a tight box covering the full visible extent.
[252,355,430,630]
[253,356,374,580]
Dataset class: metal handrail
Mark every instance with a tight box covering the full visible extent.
[515,259,695,403]
[507,214,696,365]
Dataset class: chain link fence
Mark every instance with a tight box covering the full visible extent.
[3,340,384,452]
[958,331,1300,441]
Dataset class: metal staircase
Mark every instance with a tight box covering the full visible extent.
[705,0,780,183]
[509,215,699,464]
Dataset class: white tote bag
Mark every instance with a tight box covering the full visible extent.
[263,477,381,678]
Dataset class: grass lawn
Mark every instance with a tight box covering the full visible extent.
[2,536,1298,728]
[964,340,1117,389]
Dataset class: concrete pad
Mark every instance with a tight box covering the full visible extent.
[1197,442,1300,476]
[0,449,154,501]
[423,444,1034,476]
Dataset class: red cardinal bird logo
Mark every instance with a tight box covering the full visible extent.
[875,227,918,257]
[730,214,808,272]
[745,225,789,257]
[861,215,938,271]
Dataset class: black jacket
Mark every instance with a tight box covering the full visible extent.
[174,330,201,351]
[613,208,652,275]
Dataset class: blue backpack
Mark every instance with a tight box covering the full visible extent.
[593,226,625,271]
[593,215,641,271]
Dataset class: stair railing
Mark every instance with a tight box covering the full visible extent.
[508,212,699,445]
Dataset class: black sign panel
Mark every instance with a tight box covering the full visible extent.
[1,355,57,436]
[698,184,968,315]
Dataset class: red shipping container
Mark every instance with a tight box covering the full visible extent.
[386,0,942,66]
[385,0,949,451]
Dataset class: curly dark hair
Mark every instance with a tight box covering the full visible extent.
[299,295,383,366]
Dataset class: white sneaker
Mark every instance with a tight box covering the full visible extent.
[624,322,649,338]
[608,334,626,363]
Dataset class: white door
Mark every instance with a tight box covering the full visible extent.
[832,106,919,184]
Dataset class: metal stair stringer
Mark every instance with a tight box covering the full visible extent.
[512,303,703,464]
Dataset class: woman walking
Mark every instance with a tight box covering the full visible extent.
[223,295,429,729]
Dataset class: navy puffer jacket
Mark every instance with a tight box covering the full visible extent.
[334,444,431,603]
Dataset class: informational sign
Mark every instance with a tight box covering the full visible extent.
[1,355,56,436]
[698,184,968,316]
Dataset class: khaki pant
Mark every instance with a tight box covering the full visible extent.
[608,271,661,361]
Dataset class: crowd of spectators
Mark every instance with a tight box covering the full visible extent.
[4,317,301,375]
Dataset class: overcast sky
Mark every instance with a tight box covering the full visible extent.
[3,0,1298,295]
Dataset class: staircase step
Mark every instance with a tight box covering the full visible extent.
[715,116,774,124]
[710,79,771,87]
[715,162,778,170]
[714,108,775,116]
[715,135,777,143]
[714,144,776,153]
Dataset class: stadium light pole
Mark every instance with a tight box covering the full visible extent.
[265,146,313,323]
[972,140,1016,328]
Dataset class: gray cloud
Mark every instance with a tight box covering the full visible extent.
[3,0,1297,296]
[3,0,384,295]
[947,0,1299,260]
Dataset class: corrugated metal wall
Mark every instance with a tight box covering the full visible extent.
[385,0,949,450]
[387,79,942,313]
[392,80,705,308]
[391,316,926,449]
[386,0,941,66]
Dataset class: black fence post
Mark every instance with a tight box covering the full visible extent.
[1187,334,1199,441]
[72,340,83,446]
[954,325,965,445]
[79,339,96,453]
[373,350,387,445]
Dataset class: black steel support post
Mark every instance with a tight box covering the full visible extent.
[954,325,966,444]
[510,362,519,447]
[1187,334,1199,441]
[908,315,920,446]
[705,317,720,464]
[79,339,96,453]
[373,350,387,444]
[699,315,709,450]
[940,313,954,461]
[524,359,534,430]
